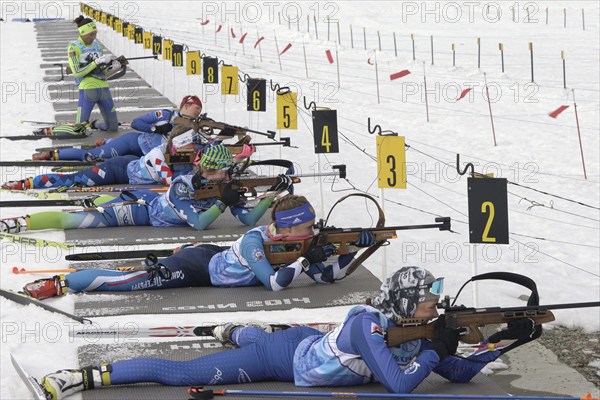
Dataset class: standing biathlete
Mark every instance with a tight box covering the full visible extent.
[38,266,543,399]
[69,15,119,132]
[21,194,373,299]
[32,95,204,161]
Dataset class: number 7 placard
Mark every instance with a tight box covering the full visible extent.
[467,177,509,244]
[376,135,406,189]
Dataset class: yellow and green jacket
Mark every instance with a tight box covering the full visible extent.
[67,38,108,89]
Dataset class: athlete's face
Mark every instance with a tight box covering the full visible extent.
[277,219,316,239]
[81,30,97,45]
[181,104,202,119]
[413,299,439,319]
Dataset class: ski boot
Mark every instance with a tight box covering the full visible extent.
[1,178,32,190]
[0,216,29,233]
[32,150,58,161]
[212,323,273,345]
[42,364,111,400]
[22,274,68,300]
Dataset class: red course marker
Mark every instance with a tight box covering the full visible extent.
[254,36,265,48]
[457,88,472,101]
[548,105,569,119]
[325,50,334,64]
[390,70,410,80]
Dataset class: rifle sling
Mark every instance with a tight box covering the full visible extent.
[329,193,385,277]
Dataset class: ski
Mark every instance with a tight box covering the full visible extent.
[36,144,95,151]
[70,322,338,339]
[0,197,97,207]
[10,354,49,400]
[1,134,93,141]
[0,160,97,167]
[66,248,175,261]
[0,188,69,200]
[0,232,76,250]
[0,288,91,323]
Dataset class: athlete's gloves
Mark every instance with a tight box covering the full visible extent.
[269,174,294,192]
[354,230,376,247]
[219,182,242,207]
[152,123,173,135]
[301,242,336,265]
[95,55,114,66]
[488,318,541,343]
[233,144,255,160]
[428,315,465,361]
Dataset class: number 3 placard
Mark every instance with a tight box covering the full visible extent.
[376,135,406,189]
[467,177,509,244]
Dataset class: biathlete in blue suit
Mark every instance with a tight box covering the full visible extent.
[38,266,543,400]
[2,144,277,240]
[22,194,371,299]
[31,95,204,162]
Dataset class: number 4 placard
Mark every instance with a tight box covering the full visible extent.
[376,135,406,189]
[467,177,509,244]
[312,109,339,153]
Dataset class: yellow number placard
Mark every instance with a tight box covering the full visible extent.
[127,25,135,41]
[143,32,152,50]
[376,135,406,189]
[277,92,297,129]
[186,51,201,75]
[221,66,238,95]
[115,20,123,34]
[162,39,173,61]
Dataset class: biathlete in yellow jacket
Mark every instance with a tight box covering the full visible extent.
[68,15,119,132]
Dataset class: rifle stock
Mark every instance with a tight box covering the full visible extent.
[263,229,398,265]
[194,177,301,200]
[386,309,556,346]
[173,116,276,140]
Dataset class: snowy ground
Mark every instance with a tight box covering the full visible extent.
[1,1,599,399]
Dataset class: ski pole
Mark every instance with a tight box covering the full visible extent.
[12,267,76,274]
[188,387,586,400]
[12,266,144,274]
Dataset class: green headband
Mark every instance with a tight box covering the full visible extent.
[78,21,97,36]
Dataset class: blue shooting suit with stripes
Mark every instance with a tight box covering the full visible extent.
[105,305,500,391]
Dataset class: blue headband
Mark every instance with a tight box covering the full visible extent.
[275,202,316,228]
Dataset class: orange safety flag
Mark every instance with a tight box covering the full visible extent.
[390,70,410,80]
[457,88,472,101]
[325,50,334,64]
[239,33,248,43]
[279,43,292,55]
[254,36,264,48]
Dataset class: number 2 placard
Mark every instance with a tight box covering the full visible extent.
[467,177,509,244]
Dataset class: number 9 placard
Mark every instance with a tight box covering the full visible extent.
[376,135,406,189]
[467,177,509,244]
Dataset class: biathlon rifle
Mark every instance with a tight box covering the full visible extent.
[166,138,291,166]
[385,272,600,346]
[193,164,346,200]
[64,55,157,75]
[263,194,451,275]
[173,114,276,140]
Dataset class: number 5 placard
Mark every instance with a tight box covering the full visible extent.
[467,177,509,244]
[376,135,406,189]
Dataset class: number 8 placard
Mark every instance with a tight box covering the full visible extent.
[467,177,509,244]
[376,135,406,189]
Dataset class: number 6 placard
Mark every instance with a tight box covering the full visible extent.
[467,177,509,244]
[376,135,406,189]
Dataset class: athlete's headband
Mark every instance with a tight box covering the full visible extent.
[78,21,97,36]
[275,202,316,228]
